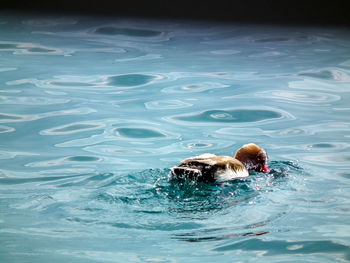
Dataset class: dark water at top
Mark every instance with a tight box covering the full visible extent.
[1,13,350,262]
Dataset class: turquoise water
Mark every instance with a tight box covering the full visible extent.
[1,13,350,262]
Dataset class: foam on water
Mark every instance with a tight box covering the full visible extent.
[1,13,350,263]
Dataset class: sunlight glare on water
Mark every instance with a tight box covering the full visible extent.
[1,13,350,263]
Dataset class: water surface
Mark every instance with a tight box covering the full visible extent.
[1,13,350,262]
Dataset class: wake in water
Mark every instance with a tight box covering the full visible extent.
[0,160,301,215]
[83,160,301,219]
[91,160,300,242]
[0,160,302,246]
[154,160,301,212]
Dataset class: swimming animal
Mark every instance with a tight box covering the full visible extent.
[170,143,269,182]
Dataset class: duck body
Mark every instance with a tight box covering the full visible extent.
[170,143,269,183]
[170,153,249,183]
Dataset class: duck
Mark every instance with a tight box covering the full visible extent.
[170,143,269,182]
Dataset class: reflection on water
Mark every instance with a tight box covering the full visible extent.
[1,12,350,263]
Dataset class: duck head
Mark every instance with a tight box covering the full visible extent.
[234,143,269,173]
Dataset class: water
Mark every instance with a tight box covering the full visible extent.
[1,12,350,262]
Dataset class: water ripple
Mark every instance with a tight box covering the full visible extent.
[26,155,102,168]
[107,73,160,87]
[256,90,340,104]
[7,77,99,91]
[169,108,284,124]
[0,150,39,160]
[0,108,96,124]
[305,142,342,151]
[213,238,350,261]
[248,51,286,58]
[83,145,146,156]
[290,68,350,92]
[0,174,86,186]
[0,112,37,123]
[0,67,17,72]
[40,122,105,135]
[302,153,350,167]
[289,78,350,92]
[0,125,15,133]
[0,41,64,55]
[0,95,70,105]
[210,49,241,55]
[115,127,166,139]
[145,100,193,110]
[162,82,228,93]
[49,81,96,87]
[298,69,350,82]
[115,53,162,62]
[1,15,350,263]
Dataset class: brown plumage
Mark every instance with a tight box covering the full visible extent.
[170,143,269,182]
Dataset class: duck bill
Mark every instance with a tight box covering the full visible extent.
[261,165,269,173]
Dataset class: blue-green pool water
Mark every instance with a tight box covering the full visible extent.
[1,12,350,262]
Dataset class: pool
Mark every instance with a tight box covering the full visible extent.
[1,12,350,262]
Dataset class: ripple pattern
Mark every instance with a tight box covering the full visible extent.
[0,125,15,133]
[40,122,106,135]
[0,41,64,55]
[115,127,166,139]
[1,13,350,263]
[108,74,158,87]
[162,82,228,93]
[172,109,283,123]
[299,69,350,82]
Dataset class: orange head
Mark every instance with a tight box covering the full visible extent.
[234,143,269,173]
